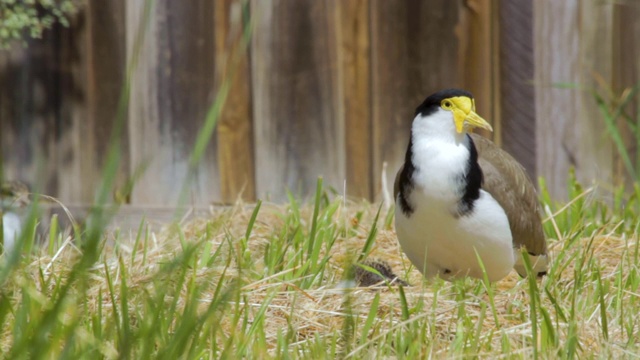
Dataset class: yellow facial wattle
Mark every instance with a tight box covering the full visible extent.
[441,96,493,134]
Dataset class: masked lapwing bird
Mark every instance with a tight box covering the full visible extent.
[394,89,548,282]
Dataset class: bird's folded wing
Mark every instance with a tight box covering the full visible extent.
[470,133,547,256]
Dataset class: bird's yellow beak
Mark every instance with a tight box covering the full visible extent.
[448,97,493,134]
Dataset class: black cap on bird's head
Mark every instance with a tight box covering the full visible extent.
[415,89,473,117]
[414,88,492,134]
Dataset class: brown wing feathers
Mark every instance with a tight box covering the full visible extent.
[470,133,547,257]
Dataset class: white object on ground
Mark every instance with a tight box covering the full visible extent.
[2,212,22,254]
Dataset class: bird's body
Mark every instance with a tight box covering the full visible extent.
[394,89,547,282]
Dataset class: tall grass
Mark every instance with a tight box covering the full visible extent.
[2,172,640,358]
[594,83,640,182]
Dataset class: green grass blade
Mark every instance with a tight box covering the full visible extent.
[360,293,380,345]
[521,250,539,359]
[245,200,262,240]
[595,266,609,341]
[593,91,635,179]
[307,177,324,258]
[358,203,382,263]
[398,285,410,321]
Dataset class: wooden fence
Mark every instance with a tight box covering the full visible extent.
[1,0,638,206]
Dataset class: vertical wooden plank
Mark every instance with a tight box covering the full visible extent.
[612,2,640,187]
[215,0,255,203]
[0,48,18,183]
[127,0,220,206]
[498,0,536,179]
[456,0,500,141]
[84,0,129,203]
[251,0,344,201]
[370,0,460,199]
[56,9,91,204]
[534,0,614,200]
[0,47,27,184]
[0,31,61,196]
[336,0,372,200]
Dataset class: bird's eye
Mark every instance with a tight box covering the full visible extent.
[442,101,452,109]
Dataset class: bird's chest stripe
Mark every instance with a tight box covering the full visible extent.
[397,138,416,216]
[457,136,483,216]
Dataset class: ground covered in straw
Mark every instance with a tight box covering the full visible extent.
[1,181,640,358]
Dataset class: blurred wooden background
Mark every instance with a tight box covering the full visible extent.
[1,0,638,206]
